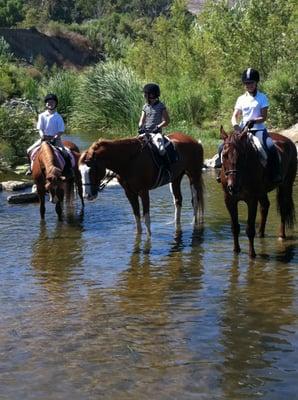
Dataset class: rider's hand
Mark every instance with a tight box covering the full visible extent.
[247,120,255,129]
[152,126,161,134]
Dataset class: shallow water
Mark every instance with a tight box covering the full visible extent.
[0,149,297,399]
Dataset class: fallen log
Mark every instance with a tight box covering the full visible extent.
[7,192,39,204]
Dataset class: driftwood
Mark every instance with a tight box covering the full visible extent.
[7,192,39,204]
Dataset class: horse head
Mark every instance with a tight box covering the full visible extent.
[45,166,66,203]
[220,126,249,195]
[79,142,106,201]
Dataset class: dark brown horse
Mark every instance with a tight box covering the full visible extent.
[32,140,84,220]
[79,132,204,234]
[219,125,297,257]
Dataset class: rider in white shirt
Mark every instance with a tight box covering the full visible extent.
[26,94,71,176]
[218,68,281,183]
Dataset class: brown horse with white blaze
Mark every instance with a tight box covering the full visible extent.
[32,140,84,220]
[79,132,204,234]
[219,125,297,258]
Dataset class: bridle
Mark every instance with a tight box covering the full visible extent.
[81,167,116,192]
[224,169,238,177]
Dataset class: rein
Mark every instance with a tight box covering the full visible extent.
[98,171,116,191]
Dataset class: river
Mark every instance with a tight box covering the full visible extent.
[0,136,297,400]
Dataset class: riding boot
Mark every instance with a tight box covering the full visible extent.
[268,150,282,184]
[162,154,171,173]
[63,153,74,178]
[25,154,32,175]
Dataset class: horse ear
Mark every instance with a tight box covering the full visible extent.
[220,125,228,140]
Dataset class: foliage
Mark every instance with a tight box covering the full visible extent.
[0,0,24,27]
[0,0,297,163]
[40,70,77,124]
[0,104,36,165]
[263,60,298,128]
[0,37,14,62]
[70,61,143,134]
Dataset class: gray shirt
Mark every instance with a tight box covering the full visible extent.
[143,101,166,132]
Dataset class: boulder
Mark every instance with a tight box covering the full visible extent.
[1,181,33,191]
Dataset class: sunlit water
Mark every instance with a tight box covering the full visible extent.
[0,147,297,399]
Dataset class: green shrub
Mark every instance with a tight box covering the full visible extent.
[0,105,36,166]
[39,70,77,124]
[264,61,298,128]
[70,61,143,135]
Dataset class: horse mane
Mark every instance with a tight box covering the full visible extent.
[89,137,142,159]
[225,131,254,157]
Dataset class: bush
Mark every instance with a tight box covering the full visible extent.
[0,104,36,166]
[264,61,298,128]
[39,70,77,124]
[70,61,143,135]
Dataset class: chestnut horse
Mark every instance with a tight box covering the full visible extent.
[219,125,297,257]
[79,132,204,234]
[32,140,84,220]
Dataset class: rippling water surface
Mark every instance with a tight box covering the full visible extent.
[0,156,297,399]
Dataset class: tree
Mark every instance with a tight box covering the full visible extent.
[0,0,24,27]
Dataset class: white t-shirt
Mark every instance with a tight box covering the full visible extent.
[234,91,269,130]
[37,110,65,137]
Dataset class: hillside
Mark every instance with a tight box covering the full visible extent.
[0,27,102,69]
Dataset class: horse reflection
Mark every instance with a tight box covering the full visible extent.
[220,258,296,399]
[31,222,84,293]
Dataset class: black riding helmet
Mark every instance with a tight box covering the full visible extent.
[143,83,160,98]
[241,68,260,83]
[44,93,58,105]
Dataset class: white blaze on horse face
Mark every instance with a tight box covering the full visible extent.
[79,163,94,199]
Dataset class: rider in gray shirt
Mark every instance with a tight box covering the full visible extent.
[138,83,169,134]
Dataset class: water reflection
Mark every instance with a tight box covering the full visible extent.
[220,257,296,400]
[31,219,84,293]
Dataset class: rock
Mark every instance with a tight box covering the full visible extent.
[204,154,221,169]
[1,180,33,191]
[7,192,39,204]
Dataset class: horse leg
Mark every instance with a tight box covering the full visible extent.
[225,195,241,254]
[55,189,64,221]
[246,199,258,258]
[170,174,183,230]
[75,171,85,209]
[258,195,270,237]
[38,190,46,219]
[124,188,142,234]
[140,190,151,236]
[189,175,204,226]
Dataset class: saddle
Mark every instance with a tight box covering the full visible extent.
[248,130,282,183]
[30,143,75,173]
[141,133,179,188]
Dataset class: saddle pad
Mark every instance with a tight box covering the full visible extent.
[30,144,75,170]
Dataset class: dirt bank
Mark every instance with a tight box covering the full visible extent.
[0,27,102,68]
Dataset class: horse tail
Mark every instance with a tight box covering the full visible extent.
[276,142,297,228]
[194,139,205,215]
[276,186,296,228]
